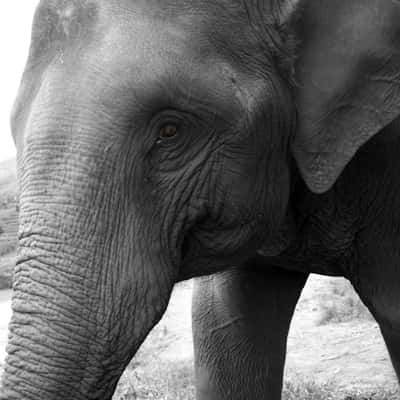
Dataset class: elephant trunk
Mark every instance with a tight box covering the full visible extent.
[0,110,175,398]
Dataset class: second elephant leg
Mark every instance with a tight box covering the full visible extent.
[380,324,400,381]
[192,262,308,400]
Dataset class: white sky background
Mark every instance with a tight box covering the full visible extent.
[0,2,38,162]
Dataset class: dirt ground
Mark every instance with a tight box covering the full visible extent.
[286,275,396,391]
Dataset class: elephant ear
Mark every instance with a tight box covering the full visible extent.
[289,0,400,193]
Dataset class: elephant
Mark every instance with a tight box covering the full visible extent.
[2,0,400,399]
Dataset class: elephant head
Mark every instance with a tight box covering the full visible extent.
[2,0,400,398]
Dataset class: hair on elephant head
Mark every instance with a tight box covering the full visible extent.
[2,0,400,399]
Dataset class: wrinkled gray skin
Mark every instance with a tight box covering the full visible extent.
[2,0,400,399]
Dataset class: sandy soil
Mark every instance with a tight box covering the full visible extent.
[0,275,397,392]
[286,275,396,390]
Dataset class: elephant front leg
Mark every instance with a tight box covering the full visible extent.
[192,262,308,400]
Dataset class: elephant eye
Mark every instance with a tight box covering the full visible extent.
[159,123,179,140]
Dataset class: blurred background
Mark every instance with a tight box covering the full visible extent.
[0,1,38,162]
[0,2,399,399]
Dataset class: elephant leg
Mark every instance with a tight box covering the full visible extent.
[379,324,400,381]
[354,277,400,382]
[192,262,308,400]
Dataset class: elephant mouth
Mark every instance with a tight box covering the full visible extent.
[178,220,266,280]
[177,210,295,280]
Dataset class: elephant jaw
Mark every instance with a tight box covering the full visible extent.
[178,221,272,279]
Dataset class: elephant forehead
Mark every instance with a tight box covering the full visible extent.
[35,0,98,41]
